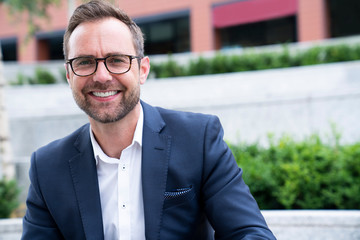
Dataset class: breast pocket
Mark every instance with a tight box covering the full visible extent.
[163,186,196,209]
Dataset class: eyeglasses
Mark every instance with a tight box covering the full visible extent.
[66,54,142,77]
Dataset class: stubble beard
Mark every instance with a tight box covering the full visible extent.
[72,81,140,124]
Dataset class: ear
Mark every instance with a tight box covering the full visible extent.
[64,63,72,87]
[139,56,150,85]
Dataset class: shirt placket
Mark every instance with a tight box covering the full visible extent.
[118,148,131,240]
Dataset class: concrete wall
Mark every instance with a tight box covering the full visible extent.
[140,60,360,145]
[2,210,360,240]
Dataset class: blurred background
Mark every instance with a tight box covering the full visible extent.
[1,0,360,60]
[0,0,360,238]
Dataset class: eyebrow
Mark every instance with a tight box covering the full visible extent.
[71,52,129,59]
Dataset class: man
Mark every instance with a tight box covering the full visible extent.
[22,1,276,239]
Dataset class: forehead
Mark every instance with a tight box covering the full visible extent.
[67,17,135,58]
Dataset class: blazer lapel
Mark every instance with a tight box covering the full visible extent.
[68,125,104,240]
[141,102,171,240]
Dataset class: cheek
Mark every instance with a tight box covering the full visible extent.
[114,73,134,87]
[69,77,85,92]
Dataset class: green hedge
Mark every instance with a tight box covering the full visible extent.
[12,67,63,85]
[150,44,360,78]
[0,178,19,218]
[229,132,360,210]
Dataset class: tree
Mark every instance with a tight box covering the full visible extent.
[0,0,61,36]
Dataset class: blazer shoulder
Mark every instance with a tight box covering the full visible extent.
[142,101,221,135]
[154,107,223,140]
[156,106,218,125]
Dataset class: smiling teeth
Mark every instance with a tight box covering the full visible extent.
[92,91,118,97]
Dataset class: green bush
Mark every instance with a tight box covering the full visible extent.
[187,57,211,76]
[34,67,56,84]
[229,132,360,210]
[12,73,35,85]
[150,43,360,78]
[0,178,20,218]
[12,67,57,85]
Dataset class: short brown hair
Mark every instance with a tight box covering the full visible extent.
[63,0,144,60]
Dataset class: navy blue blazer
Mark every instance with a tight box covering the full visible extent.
[22,101,276,240]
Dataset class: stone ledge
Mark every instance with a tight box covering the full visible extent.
[1,210,360,240]
[263,210,360,240]
[263,210,360,226]
[0,218,22,233]
[0,218,22,240]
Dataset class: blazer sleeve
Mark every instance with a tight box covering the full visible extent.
[22,152,64,240]
[201,116,276,240]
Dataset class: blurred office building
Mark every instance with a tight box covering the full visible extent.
[0,0,359,62]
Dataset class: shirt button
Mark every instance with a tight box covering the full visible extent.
[122,164,126,171]
[122,204,126,209]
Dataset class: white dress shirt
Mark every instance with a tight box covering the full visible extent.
[89,106,145,240]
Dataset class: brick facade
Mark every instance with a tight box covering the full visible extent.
[0,0,332,62]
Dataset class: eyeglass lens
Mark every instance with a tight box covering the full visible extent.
[71,55,132,76]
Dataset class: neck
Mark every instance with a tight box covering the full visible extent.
[90,103,141,158]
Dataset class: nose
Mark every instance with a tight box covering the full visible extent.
[93,60,111,83]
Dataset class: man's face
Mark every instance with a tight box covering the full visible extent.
[66,17,149,123]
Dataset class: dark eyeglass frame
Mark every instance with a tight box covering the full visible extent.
[66,54,142,77]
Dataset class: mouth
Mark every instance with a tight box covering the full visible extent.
[91,90,119,98]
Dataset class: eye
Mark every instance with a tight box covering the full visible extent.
[108,55,127,64]
[73,58,95,67]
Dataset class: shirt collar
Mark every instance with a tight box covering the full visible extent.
[90,105,144,165]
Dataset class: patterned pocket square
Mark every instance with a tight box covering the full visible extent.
[164,186,192,200]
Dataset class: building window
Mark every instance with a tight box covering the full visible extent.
[136,11,190,55]
[219,16,297,49]
[0,37,17,61]
[328,0,360,38]
[48,36,64,60]
[36,30,65,60]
